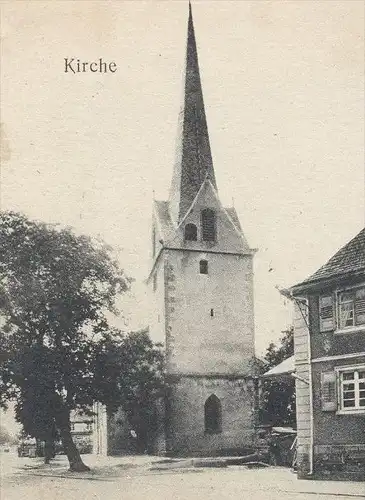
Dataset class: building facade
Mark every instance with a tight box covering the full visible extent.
[287,228,365,481]
[147,4,257,457]
[70,404,107,455]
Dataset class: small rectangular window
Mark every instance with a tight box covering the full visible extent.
[210,308,214,317]
[199,260,208,274]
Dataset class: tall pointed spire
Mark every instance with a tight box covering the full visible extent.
[169,2,217,225]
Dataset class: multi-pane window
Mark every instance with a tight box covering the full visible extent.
[340,368,365,411]
[319,286,365,332]
[201,209,216,242]
[338,287,365,329]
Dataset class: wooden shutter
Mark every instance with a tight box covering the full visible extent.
[321,371,337,412]
[355,287,365,326]
[319,295,334,332]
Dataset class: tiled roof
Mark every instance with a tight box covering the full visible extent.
[293,227,365,289]
[226,207,243,233]
[154,200,246,248]
[154,200,176,243]
[169,3,216,224]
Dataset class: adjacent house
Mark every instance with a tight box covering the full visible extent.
[285,227,365,481]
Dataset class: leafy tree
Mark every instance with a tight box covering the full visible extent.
[12,345,60,462]
[0,211,131,470]
[263,327,294,368]
[257,327,296,427]
[93,328,165,453]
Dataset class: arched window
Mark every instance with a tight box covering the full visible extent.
[184,223,198,241]
[199,259,208,275]
[201,209,216,242]
[204,394,222,434]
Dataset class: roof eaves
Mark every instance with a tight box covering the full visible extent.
[288,268,365,296]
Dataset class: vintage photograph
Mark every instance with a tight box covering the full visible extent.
[0,1,364,499]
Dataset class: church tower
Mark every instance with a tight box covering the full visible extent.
[148,3,257,456]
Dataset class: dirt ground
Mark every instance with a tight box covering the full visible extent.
[1,451,364,500]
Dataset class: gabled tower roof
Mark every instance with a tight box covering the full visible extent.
[169,2,217,225]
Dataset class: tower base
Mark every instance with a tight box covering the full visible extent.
[164,374,257,457]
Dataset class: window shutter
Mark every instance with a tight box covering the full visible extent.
[321,371,337,412]
[319,295,334,332]
[355,288,365,326]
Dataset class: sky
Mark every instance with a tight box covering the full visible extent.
[0,0,364,431]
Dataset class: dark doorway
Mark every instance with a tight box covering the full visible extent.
[204,394,222,434]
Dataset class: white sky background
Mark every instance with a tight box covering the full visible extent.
[0,0,364,432]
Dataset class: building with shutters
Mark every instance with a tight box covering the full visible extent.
[285,227,365,481]
[145,3,258,456]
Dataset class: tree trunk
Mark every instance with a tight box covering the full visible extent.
[55,408,90,472]
[44,439,54,464]
[36,439,44,458]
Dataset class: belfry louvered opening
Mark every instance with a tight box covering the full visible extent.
[201,208,216,242]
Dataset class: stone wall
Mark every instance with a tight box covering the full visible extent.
[165,249,255,375]
[165,375,256,456]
